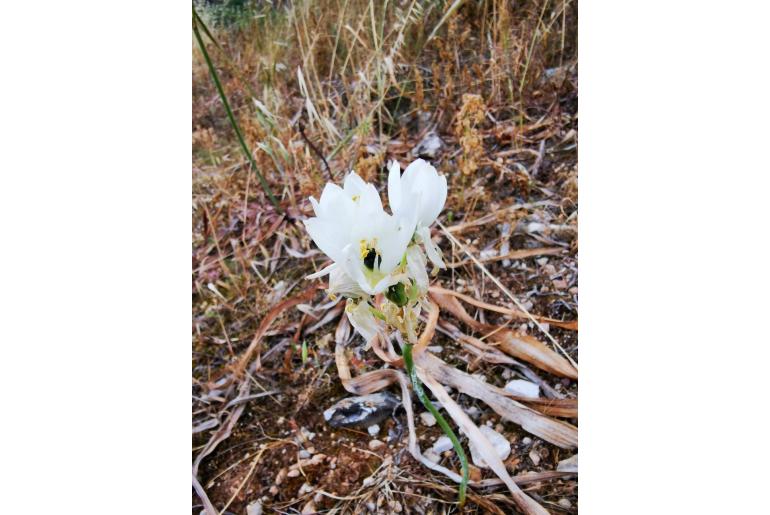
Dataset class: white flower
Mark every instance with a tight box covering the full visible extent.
[304,172,418,296]
[388,159,447,268]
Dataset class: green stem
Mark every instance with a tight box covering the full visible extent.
[403,343,468,507]
[192,7,280,211]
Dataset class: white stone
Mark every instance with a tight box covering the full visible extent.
[504,379,540,399]
[419,412,436,427]
[367,424,380,436]
[246,500,263,515]
[467,426,511,469]
[432,436,454,453]
[557,453,578,473]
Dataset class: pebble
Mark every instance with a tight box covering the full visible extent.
[287,469,301,478]
[529,450,541,466]
[522,437,532,446]
[558,498,572,509]
[557,453,578,473]
[465,406,481,419]
[298,482,314,495]
[432,436,453,453]
[274,468,288,485]
[367,424,380,436]
[268,486,278,496]
[411,131,444,158]
[468,426,511,469]
[504,379,541,399]
[246,500,263,515]
[368,439,386,451]
[419,412,436,427]
[298,450,311,459]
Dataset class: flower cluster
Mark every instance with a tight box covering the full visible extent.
[304,159,447,343]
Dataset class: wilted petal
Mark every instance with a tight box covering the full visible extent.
[329,266,367,298]
[406,244,429,293]
[346,299,383,343]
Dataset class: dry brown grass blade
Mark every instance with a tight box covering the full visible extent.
[232,284,318,378]
[419,353,578,449]
[511,397,578,418]
[193,380,250,478]
[438,221,578,371]
[192,473,220,515]
[417,369,549,515]
[431,289,578,378]
[431,285,577,331]
[493,330,578,380]
[446,246,564,269]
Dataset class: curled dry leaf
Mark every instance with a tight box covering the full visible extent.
[430,289,578,379]
[419,353,577,449]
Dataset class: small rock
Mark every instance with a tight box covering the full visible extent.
[557,453,578,473]
[501,368,513,380]
[432,436,453,453]
[522,437,532,446]
[297,482,313,495]
[298,449,311,459]
[268,486,278,496]
[465,406,481,419]
[324,392,401,428]
[529,450,541,466]
[367,424,380,436]
[411,131,444,158]
[274,467,288,485]
[558,498,572,509]
[369,439,386,451]
[246,500,263,515]
[389,500,403,513]
[366,501,376,512]
[504,379,540,399]
[306,446,316,454]
[287,469,300,478]
[468,426,512,469]
[419,412,436,427]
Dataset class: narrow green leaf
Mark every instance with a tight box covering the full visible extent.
[192,7,281,211]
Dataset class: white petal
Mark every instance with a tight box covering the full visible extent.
[417,226,445,269]
[304,217,348,263]
[377,205,417,274]
[306,262,337,280]
[387,160,403,213]
[402,159,446,227]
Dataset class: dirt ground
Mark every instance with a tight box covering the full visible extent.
[193,1,577,513]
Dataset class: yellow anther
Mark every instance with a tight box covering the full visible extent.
[359,240,369,259]
[351,195,360,202]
